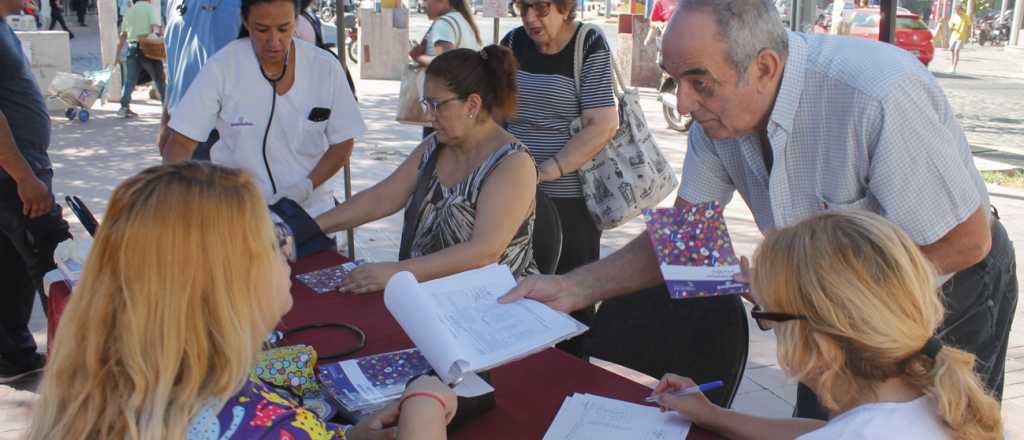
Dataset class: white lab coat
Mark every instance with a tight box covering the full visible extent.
[169,38,365,216]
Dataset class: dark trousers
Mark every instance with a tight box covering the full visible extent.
[0,171,70,362]
[585,288,749,407]
[120,46,165,110]
[73,2,85,24]
[796,219,1018,419]
[550,196,602,357]
[48,9,70,32]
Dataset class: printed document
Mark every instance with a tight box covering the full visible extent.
[384,264,588,384]
[543,393,692,440]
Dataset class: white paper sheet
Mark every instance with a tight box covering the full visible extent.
[542,393,692,440]
[384,265,588,384]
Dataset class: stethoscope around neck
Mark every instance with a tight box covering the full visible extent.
[257,42,291,195]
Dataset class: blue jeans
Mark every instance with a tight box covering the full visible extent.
[0,171,70,361]
[120,46,165,110]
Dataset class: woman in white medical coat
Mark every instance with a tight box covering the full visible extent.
[162,0,364,216]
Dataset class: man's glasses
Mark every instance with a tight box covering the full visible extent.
[273,221,297,263]
[750,304,807,331]
[419,96,462,114]
[515,0,552,18]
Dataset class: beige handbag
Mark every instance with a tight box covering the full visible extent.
[395,16,462,127]
[570,23,678,230]
[396,63,432,126]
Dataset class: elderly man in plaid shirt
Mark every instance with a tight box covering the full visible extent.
[502,0,1016,420]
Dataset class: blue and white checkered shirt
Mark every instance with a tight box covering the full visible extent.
[678,32,989,246]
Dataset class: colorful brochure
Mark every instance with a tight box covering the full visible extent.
[643,202,750,299]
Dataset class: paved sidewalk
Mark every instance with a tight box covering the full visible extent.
[2,15,1022,438]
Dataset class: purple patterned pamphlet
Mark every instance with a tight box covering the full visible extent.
[296,260,365,294]
[643,202,750,299]
[316,348,433,416]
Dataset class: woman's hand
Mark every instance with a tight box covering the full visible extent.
[538,160,562,182]
[408,43,425,61]
[337,262,402,294]
[403,375,458,423]
[650,374,721,426]
[347,403,399,440]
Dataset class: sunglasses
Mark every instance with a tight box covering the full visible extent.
[419,96,462,114]
[750,304,807,332]
[515,0,552,17]
[273,221,297,263]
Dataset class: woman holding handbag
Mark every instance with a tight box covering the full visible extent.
[500,0,618,355]
[410,0,481,137]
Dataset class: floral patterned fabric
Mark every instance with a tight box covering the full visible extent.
[187,375,347,440]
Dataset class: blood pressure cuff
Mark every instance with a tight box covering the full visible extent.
[269,198,335,258]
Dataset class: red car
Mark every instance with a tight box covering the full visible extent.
[845,8,935,65]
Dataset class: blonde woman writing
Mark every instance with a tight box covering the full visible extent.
[651,211,1002,440]
[29,162,455,440]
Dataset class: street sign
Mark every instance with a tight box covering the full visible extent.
[482,0,507,18]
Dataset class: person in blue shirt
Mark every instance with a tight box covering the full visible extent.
[158,0,242,160]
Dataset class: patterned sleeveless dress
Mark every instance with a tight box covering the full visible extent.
[408,137,539,279]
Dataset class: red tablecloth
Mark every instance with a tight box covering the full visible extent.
[46,251,723,439]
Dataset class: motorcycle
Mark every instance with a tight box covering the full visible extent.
[974,16,993,45]
[992,9,1013,46]
[650,27,692,133]
[343,13,358,65]
[657,76,693,133]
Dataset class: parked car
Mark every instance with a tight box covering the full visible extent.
[845,8,934,66]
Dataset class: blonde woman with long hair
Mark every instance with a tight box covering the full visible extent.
[29,162,455,440]
[650,211,1002,440]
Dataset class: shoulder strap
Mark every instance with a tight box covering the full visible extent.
[303,10,325,48]
[439,14,462,48]
[398,137,443,261]
[572,23,627,99]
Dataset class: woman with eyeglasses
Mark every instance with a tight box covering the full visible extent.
[648,211,1002,440]
[315,46,539,294]
[28,162,456,440]
[500,0,618,355]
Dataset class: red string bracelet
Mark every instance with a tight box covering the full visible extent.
[399,391,448,414]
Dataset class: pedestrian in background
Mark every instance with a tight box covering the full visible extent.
[72,0,86,25]
[0,0,71,384]
[411,0,482,138]
[501,0,618,357]
[159,0,242,160]
[949,3,971,74]
[111,0,164,118]
[47,0,73,37]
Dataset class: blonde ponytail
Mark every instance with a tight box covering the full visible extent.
[754,210,1002,440]
[903,346,1002,440]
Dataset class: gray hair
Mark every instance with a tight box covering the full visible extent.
[677,0,789,80]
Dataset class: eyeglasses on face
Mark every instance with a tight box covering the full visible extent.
[515,0,552,17]
[750,304,807,331]
[419,96,462,114]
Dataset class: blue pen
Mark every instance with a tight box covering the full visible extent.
[644,380,724,403]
